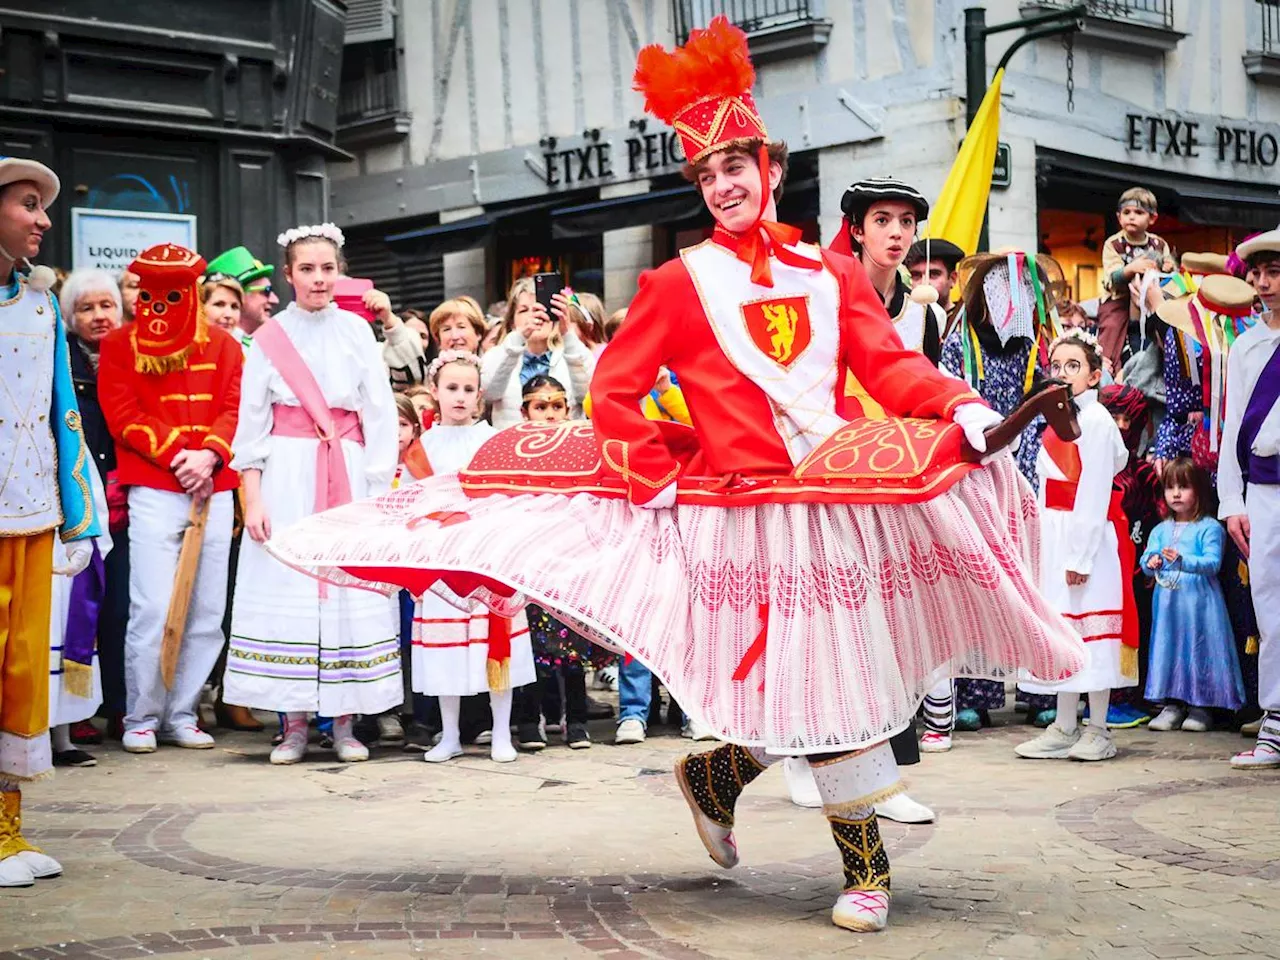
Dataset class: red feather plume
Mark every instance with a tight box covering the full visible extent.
[633,16,756,124]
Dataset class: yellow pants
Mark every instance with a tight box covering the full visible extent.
[0,532,54,782]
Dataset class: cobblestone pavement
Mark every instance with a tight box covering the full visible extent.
[3,710,1279,959]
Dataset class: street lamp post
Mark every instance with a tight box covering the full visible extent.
[964,4,1086,251]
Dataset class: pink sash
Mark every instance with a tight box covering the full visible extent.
[254,320,363,515]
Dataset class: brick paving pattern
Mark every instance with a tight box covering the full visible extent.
[2,714,1279,959]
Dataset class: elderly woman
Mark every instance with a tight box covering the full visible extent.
[430,296,486,354]
[481,278,594,429]
[54,270,128,754]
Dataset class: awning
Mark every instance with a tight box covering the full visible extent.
[383,198,564,257]
[551,185,708,239]
[1037,149,1280,231]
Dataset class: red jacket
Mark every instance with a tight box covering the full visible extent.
[98,323,243,493]
[590,237,980,504]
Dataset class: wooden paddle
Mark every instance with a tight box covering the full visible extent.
[161,496,212,689]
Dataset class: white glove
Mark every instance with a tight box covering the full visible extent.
[1253,424,1280,458]
[951,402,1004,454]
[53,540,93,577]
[636,482,677,510]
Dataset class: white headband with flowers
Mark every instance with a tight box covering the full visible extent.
[276,222,346,249]
[1050,326,1101,357]
[427,349,483,386]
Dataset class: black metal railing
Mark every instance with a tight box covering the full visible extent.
[338,69,400,125]
[673,0,817,43]
[1032,0,1174,27]
[1261,0,1280,54]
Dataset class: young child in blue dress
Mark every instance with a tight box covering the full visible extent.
[1144,458,1246,731]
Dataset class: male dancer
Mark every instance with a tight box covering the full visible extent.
[1221,229,1280,768]
[0,156,100,886]
[266,19,1083,933]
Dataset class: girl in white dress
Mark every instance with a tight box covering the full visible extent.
[411,352,534,764]
[1017,330,1133,762]
[225,224,400,765]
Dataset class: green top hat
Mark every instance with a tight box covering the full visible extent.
[205,245,273,287]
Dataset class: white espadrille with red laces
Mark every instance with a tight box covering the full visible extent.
[832,889,890,932]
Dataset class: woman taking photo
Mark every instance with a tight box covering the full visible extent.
[224,223,401,765]
[480,277,594,429]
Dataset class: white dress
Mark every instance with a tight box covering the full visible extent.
[224,302,403,716]
[1020,390,1134,694]
[48,470,111,726]
[409,424,535,697]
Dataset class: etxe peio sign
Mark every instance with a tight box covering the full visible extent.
[1126,113,1279,167]
[542,129,685,188]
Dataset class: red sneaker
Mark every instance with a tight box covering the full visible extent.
[70,720,103,745]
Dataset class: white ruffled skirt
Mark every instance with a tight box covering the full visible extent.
[267,458,1084,754]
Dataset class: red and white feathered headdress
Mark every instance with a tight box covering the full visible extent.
[633,17,768,164]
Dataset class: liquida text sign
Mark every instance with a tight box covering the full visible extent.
[1126,114,1279,168]
[542,129,684,188]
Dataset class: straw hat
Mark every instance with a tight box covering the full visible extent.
[1156,274,1256,341]
[1235,228,1280,262]
[956,248,1067,305]
[1180,252,1229,276]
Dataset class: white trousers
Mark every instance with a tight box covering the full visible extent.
[124,487,232,734]
[1249,484,1280,712]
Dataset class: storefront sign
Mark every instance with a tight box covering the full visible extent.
[543,130,685,188]
[1125,114,1279,167]
[71,208,198,272]
[992,142,1011,189]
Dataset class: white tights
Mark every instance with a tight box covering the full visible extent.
[1056,690,1111,734]
[436,691,514,754]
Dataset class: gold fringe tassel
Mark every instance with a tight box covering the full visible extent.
[486,657,510,693]
[1246,635,1260,656]
[62,660,94,700]
[822,781,905,818]
[1119,644,1139,683]
[133,344,196,376]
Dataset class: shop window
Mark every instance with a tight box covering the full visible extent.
[1244,0,1280,85]
[503,251,604,300]
[672,0,831,62]
[1019,1,1183,53]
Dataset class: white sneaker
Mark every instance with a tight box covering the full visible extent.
[875,792,934,824]
[594,664,619,691]
[1067,726,1117,761]
[15,849,61,879]
[832,889,890,933]
[1181,708,1212,732]
[919,731,952,753]
[1149,705,1187,731]
[1014,723,1080,759]
[474,729,493,744]
[159,725,215,749]
[784,757,822,809]
[334,737,369,762]
[377,714,405,744]
[682,719,718,742]
[423,742,464,763]
[122,729,157,754]
[614,718,646,744]
[490,741,517,763]
[269,731,308,765]
[0,855,35,888]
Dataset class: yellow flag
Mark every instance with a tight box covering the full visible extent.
[923,68,1004,256]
